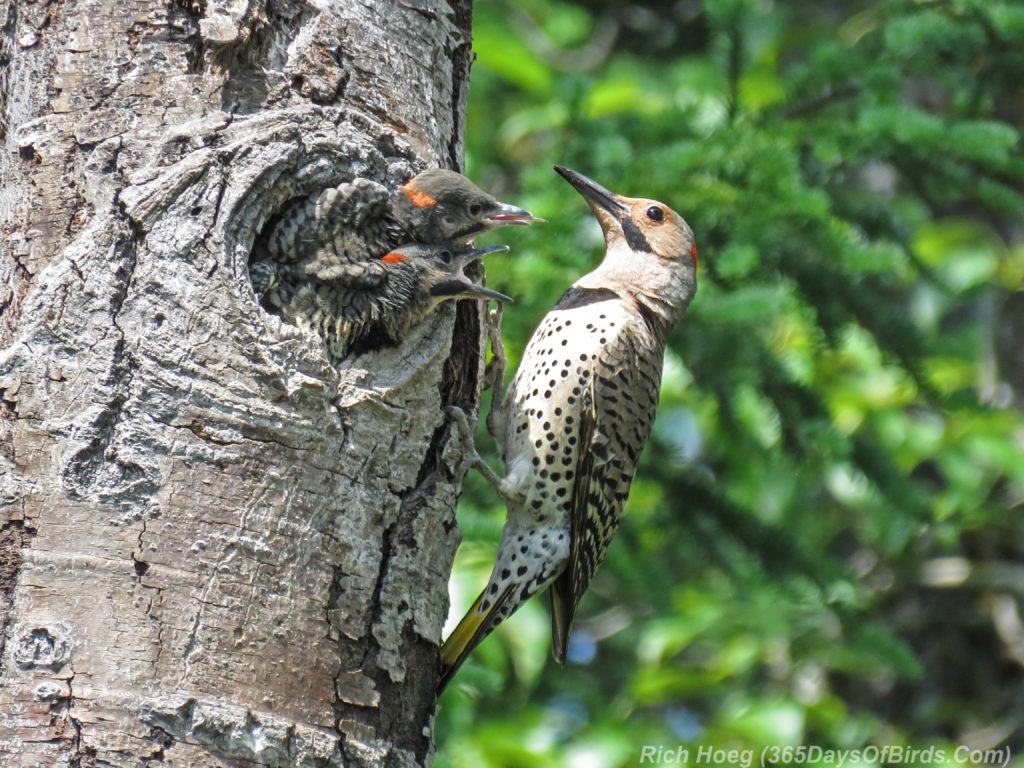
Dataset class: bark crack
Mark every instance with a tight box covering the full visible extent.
[0,0,17,142]
[133,517,151,578]
[66,666,97,768]
[332,519,397,749]
[141,410,307,452]
[0,518,38,677]
[335,303,483,764]
[445,0,473,170]
[60,205,145,511]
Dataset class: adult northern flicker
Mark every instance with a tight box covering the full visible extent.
[263,242,512,361]
[440,166,698,692]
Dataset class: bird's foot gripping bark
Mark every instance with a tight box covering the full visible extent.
[483,304,506,392]
[444,405,522,506]
[483,304,508,439]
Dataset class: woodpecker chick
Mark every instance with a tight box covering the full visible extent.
[250,170,537,360]
[394,168,544,245]
[264,242,512,361]
[440,166,698,692]
[256,170,541,286]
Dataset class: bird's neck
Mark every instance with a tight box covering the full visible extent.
[576,243,694,341]
[387,188,427,242]
[360,266,428,345]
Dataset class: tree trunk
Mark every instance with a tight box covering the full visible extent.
[0,1,477,765]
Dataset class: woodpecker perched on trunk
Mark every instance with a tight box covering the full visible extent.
[263,242,512,361]
[441,166,698,692]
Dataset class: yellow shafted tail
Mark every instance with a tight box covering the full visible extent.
[548,576,573,666]
[438,586,514,693]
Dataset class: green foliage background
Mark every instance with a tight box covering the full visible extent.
[438,1,1024,765]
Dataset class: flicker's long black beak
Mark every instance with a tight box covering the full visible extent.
[487,201,545,226]
[430,245,513,303]
[430,280,513,303]
[554,165,629,217]
[452,283,514,303]
[462,244,511,263]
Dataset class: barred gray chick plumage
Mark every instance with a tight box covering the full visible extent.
[250,170,540,293]
[263,242,512,360]
[249,169,539,359]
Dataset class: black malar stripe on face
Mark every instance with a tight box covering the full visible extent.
[620,217,653,253]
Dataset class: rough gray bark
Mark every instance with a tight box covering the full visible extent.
[0,0,479,766]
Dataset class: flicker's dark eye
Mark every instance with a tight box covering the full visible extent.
[438,250,454,265]
[469,204,483,216]
[645,206,664,223]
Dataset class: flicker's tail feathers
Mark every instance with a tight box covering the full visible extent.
[438,585,514,694]
[549,579,572,665]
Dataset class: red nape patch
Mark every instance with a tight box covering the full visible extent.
[382,252,408,264]
[690,243,698,268]
[402,182,438,209]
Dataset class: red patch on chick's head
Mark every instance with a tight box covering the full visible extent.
[690,243,698,268]
[382,252,408,264]
[402,179,438,208]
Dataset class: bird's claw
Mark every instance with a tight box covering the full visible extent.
[484,304,508,439]
[444,404,518,503]
[483,305,507,385]
[445,405,482,479]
